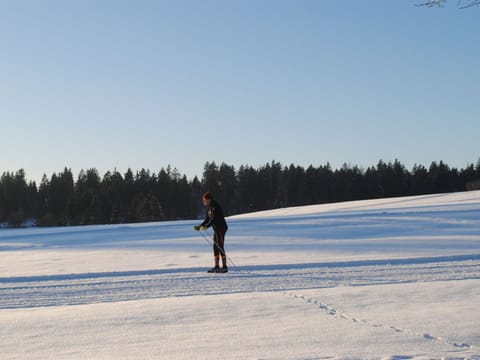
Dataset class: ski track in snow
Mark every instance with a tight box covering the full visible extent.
[1,255,479,310]
[287,292,479,353]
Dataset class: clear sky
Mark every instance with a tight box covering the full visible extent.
[1,0,479,183]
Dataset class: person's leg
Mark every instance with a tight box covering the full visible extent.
[213,232,220,269]
[217,229,227,268]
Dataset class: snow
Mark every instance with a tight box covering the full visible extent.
[1,191,480,359]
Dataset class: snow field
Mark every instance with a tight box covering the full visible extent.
[1,191,480,359]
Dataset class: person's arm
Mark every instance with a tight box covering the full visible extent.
[200,212,211,228]
[194,208,212,230]
[202,206,215,228]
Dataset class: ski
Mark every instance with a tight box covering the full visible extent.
[207,267,228,273]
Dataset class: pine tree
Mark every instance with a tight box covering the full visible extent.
[411,164,429,195]
[202,162,221,196]
[191,176,204,218]
[217,163,237,215]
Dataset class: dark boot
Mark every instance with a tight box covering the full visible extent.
[207,256,220,273]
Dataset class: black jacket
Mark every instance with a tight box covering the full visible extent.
[200,200,228,231]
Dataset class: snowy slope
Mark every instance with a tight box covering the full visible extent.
[1,191,480,359]
[231,190,480,218]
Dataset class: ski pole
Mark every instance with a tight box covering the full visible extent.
[204,229,237,267]
[199,230,236,267]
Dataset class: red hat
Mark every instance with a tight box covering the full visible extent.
[202,192,213,200]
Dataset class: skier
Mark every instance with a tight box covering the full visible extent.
[194,192,229,273]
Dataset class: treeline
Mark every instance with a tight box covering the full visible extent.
[0,167,196,227]
[1,159,480,228]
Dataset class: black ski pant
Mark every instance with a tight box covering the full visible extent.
[213,228,227,257]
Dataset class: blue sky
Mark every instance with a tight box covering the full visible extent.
[1,0,478,183]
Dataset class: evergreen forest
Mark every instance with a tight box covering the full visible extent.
[1,159,480,227]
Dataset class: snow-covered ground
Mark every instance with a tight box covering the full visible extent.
[1,191,480,359]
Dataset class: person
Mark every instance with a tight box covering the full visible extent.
[194,192,229,273]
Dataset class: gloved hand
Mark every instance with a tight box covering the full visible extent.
[200,226,207,231]
[194,225,201,231]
